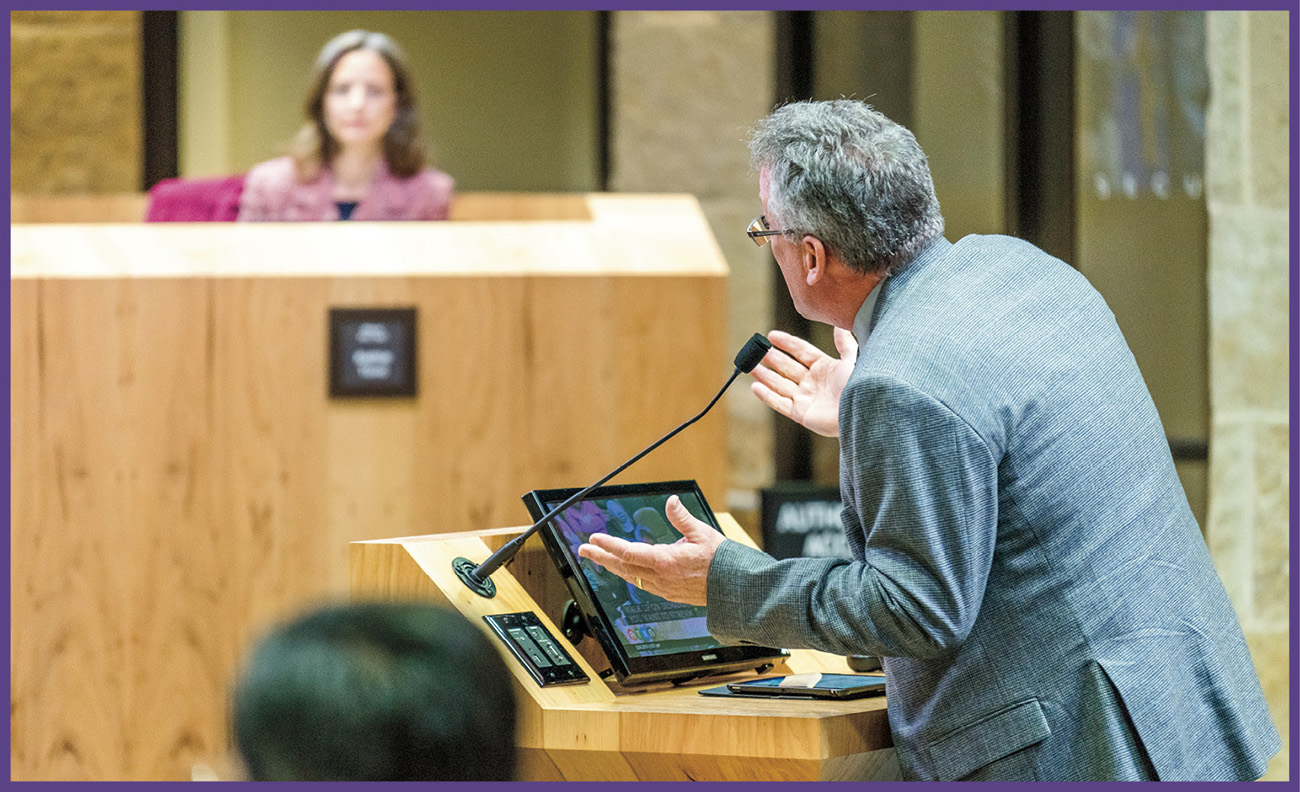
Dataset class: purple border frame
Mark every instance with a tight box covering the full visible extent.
[4,3,1295,791]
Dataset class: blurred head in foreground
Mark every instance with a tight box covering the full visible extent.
[232,600,516,781]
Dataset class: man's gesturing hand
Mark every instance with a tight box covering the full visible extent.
[748,328,857,438]
[577,495,724,607]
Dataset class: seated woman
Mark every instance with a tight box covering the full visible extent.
[238,30,453,221]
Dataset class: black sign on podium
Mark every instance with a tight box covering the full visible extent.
[328,307,418,398]
[760,484,849,560]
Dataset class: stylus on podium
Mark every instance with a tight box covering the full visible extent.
[452,332,773,598]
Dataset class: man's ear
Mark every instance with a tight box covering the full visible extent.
[801,236,828,286]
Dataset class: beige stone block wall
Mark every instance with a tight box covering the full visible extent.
[607,10,777,527]
[10,10,142,193]
[1205,10,1290,782]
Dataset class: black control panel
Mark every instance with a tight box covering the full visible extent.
[483,611,590,687]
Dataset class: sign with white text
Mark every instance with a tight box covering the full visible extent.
[328,307,418,398]
[760,485,849,560]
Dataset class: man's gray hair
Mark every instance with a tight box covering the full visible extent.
[749,100,945,276]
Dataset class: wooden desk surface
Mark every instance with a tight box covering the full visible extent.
[350,516,897,781]
[9,195,732,781]
[11,193,728,278]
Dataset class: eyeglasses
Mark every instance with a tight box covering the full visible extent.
[746,215,788,246]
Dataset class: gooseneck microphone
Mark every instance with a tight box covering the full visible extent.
[453,333,773,597]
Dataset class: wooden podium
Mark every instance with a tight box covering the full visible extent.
[351,515,898,782]
[11,193,735,780]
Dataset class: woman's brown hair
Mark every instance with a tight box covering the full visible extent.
[288,30,426,181]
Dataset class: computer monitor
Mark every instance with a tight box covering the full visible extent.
[522,480,788,687]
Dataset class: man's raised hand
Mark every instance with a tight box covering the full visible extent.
[748,328,857,438]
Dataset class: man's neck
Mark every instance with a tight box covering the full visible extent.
[828,271,884,331]
[851,281,884,345]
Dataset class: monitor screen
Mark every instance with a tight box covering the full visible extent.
[545,489,718,659]
[523,480,788,686]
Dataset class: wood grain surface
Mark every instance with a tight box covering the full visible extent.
[10,194,732,780]
[9,192,149,223]
[347,515,897,782]
[10,190,589,224]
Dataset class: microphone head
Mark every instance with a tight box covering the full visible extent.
[734,333,773,373]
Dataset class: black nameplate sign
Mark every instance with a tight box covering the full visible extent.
[328,307,417,398]
[760,484,849,560]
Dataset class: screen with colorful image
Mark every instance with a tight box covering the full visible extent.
[545,491,721,659]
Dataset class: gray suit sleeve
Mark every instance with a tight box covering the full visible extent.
[707,376,999,659]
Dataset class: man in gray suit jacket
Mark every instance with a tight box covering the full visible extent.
[579,99,1278,781]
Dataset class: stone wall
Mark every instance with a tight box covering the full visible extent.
[10,10,142,193]
[607,10,777,530]
[1205,10,1290,782]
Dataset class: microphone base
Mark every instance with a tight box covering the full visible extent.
[452,557,497,598]
[846,654,882,672]
[561,598,589,645]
